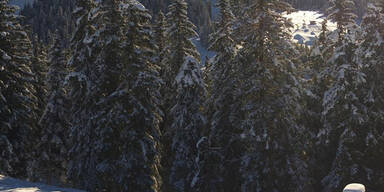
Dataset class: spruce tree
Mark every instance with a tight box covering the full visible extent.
[168,55,205,192]
[319,1,370,191]
[86,0,162,191]
[327,0,357,40]
[234,1,309,191]
[303,18,338,190]
[199,0,239,191]
[154,11,168,79]
[322,3,384,191]
[164,0,200,90]
[69,0,162,191]
[163,1,205,191]
[117,1,163,191]
[66,0,99,189]
[31,35,48,118]
[34,32,69,185]
[0,0,38,178]
[20,0,75,45]
[162,0,201,113]
[321,4,368,191]
[358,4,384,190]
[69,0,124,190]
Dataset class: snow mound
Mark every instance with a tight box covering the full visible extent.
[284,11,337,46]
[0,175,84,192]
[343,183,365,192]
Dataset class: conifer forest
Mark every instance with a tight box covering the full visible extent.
[2,0,384,191]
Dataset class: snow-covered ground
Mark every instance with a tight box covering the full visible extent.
[0,175,84,192]
[9,0,33,9]
[193,38,215,65]
[284,11,337,46]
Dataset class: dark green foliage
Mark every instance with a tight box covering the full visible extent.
[322,4,384,192]
[139,0,212,47]
[117,2,163,190]
[20,0,75,46]
[67,0,162,191]
[199,0,239,191]
[33,32,69,185]
[154,11,168,78]
[5,1,384,192]
[233,1,310,192]
[0,0,38,178]
[162,1,205,192]
[321,29,366,192]
[30,35,48,117]
[66,0,99,189]
[327,0,357,40]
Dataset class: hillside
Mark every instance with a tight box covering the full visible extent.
[284,10,337,46]
[0,175,83,192]
[9,0,31,8]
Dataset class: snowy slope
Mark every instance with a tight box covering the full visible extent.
[284,11,337,46]
[9,0,33,9]
[0,175,84,192]
[193,38,215,65]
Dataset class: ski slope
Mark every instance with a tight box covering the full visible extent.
[0,175,84,192]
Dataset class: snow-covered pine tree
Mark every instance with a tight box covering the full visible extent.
[333,3,384,191]
[154,11,168,78]
[153,10,170,191]
[76,0,162,191]
[161,0,201,136]
[376,0,384,12]
[69,0,162,190]
[229,0,250,16]
[199,0,239,191]
[31,35,48,118]
[26,35,49,181]
[168,55,205,192]
[0,0,38,178]
[302,18,339,190]
[0,1,18,176]
[321,3,368,191]
[34,31,70,185]
[164,0,200,96]
[113,1,163,191]
[69,0,125,190]
[20,0,75,46]
[66,0,99,189]
[234,1,310,192]
[162,1,205,192]
[327,0,357,41]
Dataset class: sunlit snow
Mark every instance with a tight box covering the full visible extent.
[343,183,365,192]
[0,175,84,192]
[284,11,337,46]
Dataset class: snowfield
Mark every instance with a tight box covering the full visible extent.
[0,175,84,192]
[284,11,337,46]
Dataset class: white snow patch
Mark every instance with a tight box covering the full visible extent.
[343,183,365,192]
[283,11,337,46]
[196,137,207,149]
[127,0,147,12]
[2,52,11,61]
[192,38,215,65]
[175,55,203,87]
[0,175,84,192]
